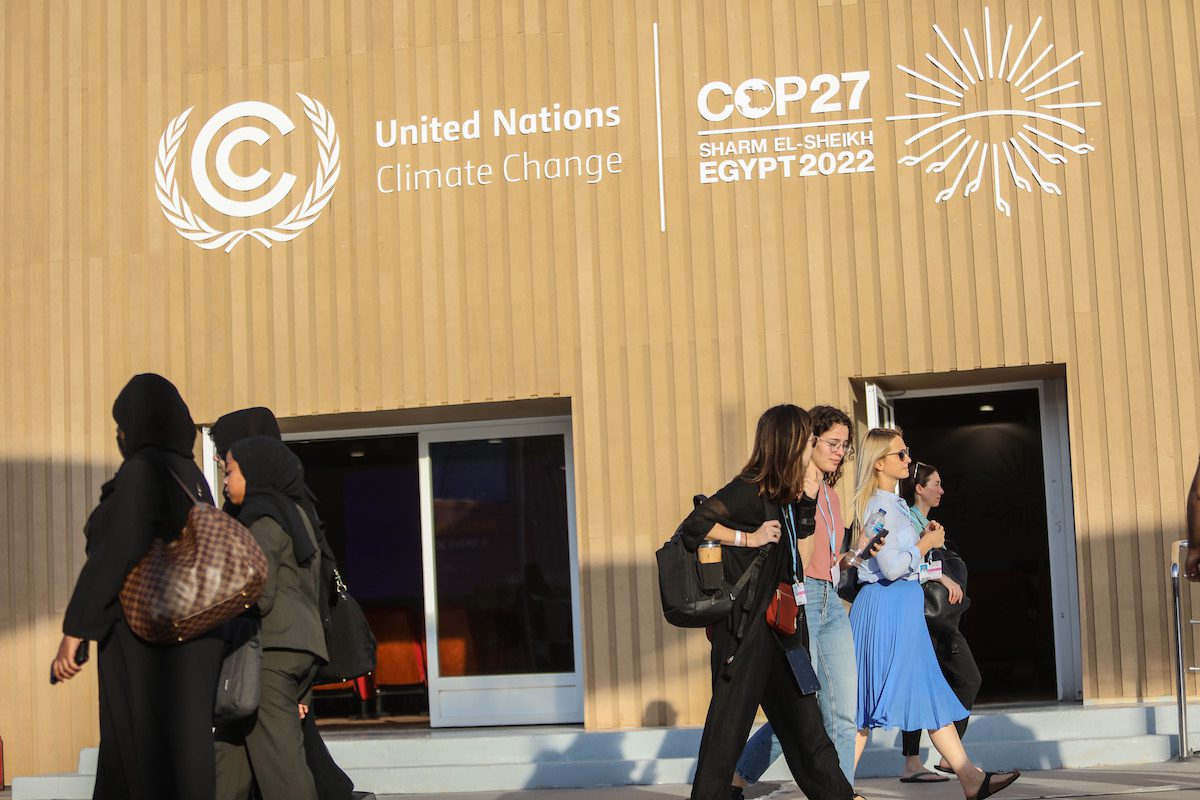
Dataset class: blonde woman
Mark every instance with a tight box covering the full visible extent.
[848,428,1019,800]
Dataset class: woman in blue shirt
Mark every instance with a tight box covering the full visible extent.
[849,428,1019,800]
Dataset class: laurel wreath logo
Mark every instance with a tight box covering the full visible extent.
[154,93,341,252]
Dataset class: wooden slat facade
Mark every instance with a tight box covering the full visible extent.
[2,0,1199,777]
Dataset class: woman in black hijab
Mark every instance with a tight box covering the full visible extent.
[216,436,329,800]
[210,408,282,470]
[51,373,225,800]
[209,407,370,800]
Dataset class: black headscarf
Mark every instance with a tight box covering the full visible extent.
[63,374,212,641]
[209,407,282,459]
[231,436,318,565]
[112,373,196,458]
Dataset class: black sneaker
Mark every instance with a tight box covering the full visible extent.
[730,787,745,800]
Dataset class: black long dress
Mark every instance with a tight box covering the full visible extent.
[679,477,854,800]
[62,374,225,800]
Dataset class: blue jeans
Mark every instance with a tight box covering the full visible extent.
[734,577,857,785]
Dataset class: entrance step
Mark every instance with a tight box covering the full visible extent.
[12,701,1200,798]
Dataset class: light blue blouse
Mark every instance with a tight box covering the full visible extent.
[857,489,923,583]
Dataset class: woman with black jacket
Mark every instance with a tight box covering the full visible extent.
[51,373,225,800]
[209,407,371,800]
[216,435,328,800]
[680,404,854,800]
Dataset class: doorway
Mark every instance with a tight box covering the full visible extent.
[283,415,584,727]
[865,377,1082,703]
[288,434,429,719]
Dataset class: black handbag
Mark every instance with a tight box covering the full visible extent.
[924,545,970,637]
[315,570,377,683]
[656,494,770,629]
[656,529,767,628]
[214,616,262,726]
[836,524,863,602]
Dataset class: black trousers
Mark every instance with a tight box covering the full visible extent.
[901,631,982,757]
[691,620,853,800]
[245,716,356,800]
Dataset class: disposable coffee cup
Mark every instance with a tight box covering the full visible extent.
[698,541,722,564]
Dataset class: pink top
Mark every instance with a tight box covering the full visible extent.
[804,483,843,582]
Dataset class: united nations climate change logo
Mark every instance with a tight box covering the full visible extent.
[888,7,1099,216]
[155,94,341,252]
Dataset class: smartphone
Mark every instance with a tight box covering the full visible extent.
[858,527,889,560]
[783,644,821,695]
[49,640,90,685]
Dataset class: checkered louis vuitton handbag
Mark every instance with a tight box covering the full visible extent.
[119,463,267,643]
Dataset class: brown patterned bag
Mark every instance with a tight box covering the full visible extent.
[120,464,267,643]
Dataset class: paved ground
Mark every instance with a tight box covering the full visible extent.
[377,761,1200,800]
[2,761,1196,800]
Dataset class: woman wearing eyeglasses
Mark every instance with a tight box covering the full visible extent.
[849,429,1019,800]
[731,406,876,796]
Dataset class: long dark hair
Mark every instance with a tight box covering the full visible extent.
[809,405,853,488]
[900,460,939,505]
[740,405,813,504]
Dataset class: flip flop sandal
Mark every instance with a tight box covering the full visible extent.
[933,764,955,775]
[899,770,950,783]
[967,770,1021,800]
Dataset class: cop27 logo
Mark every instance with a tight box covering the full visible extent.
[155,94,341,252]
[888,7,1099,216]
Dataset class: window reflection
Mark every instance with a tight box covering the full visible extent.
[431,435,574,677]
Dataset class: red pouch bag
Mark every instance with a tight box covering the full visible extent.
[766,582,800,634]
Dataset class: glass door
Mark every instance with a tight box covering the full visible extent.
[865,382,896,430]
[418,419,583,726]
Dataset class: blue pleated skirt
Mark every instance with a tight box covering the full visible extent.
[850,579,968,731]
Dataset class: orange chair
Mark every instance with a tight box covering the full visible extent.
[365,609,428,686]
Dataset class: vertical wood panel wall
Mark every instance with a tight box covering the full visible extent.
[1,0,1198,777]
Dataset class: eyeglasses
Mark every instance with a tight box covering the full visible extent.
[886,448,912,461]
[817,437,854,457]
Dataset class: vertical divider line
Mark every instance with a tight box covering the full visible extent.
[653,22,666,233]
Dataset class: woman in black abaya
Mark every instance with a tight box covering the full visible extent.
[51,373,225,800]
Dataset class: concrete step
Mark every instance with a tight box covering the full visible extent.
[13,702,1200,798]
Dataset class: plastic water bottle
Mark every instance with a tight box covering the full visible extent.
[848,509,887,567]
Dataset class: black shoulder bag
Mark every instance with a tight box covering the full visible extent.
[656,494,770,630]
[836,523,863,602]
[656,529,766,629]
[923,544,971,637]
[315,569,378,683]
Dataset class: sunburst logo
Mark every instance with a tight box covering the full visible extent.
[888,7,1100,216]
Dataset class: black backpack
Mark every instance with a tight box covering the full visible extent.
[656,495,767,628]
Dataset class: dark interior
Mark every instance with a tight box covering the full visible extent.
[287,431,577,720]
[289,434,429,718]
[894,388,1058,704]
